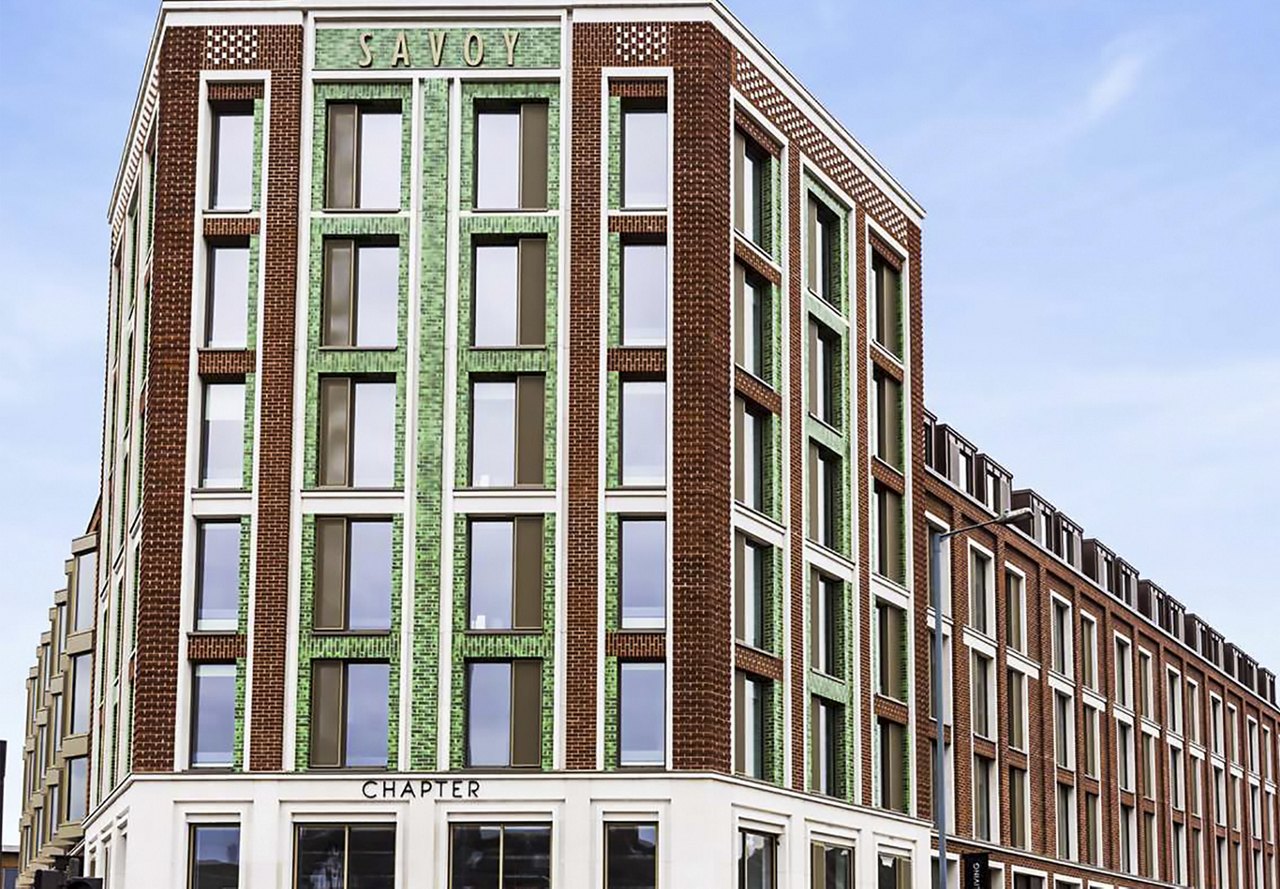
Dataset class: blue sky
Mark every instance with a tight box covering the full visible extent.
[1,0,1277,845]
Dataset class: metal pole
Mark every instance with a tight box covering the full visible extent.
[931,529,949,889]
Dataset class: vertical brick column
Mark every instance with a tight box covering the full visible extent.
[668,23,733,772]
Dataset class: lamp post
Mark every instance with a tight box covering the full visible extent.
[930,507,1032,889]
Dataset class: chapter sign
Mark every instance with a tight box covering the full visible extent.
[361,778,484,800]
[315,27,562,71]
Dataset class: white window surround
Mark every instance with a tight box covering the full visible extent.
[1079,610,1098,691]
[1113,633,1134,712]
[966,540,995,639]
[1049,592,1073,680]
[1004,562,1028,655]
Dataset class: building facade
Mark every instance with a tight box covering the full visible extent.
[8,0,1278,887]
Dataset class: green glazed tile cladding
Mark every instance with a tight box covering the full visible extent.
[806,569,856,801]
[310,83,414,212]
[411,78,450,770]
[458,82,561,212]
[294,516,406,769]
[448,514,557,770]
[315,27,561,71]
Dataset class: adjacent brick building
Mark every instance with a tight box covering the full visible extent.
[9,0,1277,887]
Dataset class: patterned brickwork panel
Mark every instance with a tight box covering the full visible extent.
[614,23,668,63]
[205,27,260,67]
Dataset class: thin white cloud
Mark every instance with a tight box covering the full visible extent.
[1082,50,1149,123]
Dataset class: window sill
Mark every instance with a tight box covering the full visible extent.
[319,206,404,214]
[317,345,401,353]
[807,412,843,437]
[462,628,544,636]
[467,205,551,214]
[467,344,547,352]
[870,339,905,366]
[616,625,666,634]
[310,629,394,637]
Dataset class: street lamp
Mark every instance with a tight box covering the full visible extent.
[930,507,1032,889]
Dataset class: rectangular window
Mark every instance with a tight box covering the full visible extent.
[871,252,902,358]
[620,379,666,486]
[1083,705,1099,777]
[1188,680,1201,744]
[735,132,768,247]
[1051,598,1072,677]
[1211,697,1224,754]
[623,100,668,210]
[190,663,236,767]
[309,660,390,768]
[296,824,395,889]
[734,397,767,512]
[810,697,840,796]
[972,653,993,739]
[72,550,96,632]
[806,196,838,303]
[810,842,852,889]
[1057,783,1075,860]
[811,444,841,551]
[1214,764,1226,826]
[195,521,241,631]
[1139,651,1154,717]
[1190,755,1203,815]
[465,660,541,768]
[199,382,245,489]
[1141,732,1156,799]
[189,824,239,889]
[735,535,768,650]
[876,600,905,701]
[322,239,399,349]
[620,518,665,629]
[1167,669,1183,735]
[619,662,665,767]
[735,671,768,779]
[877,851,911,889]
[472,238,546,348]
[1142,811,1157,878]
[209,103,253,210]
[1005,569,1024,652]
[1008,669,1026,750]
[808,318,838,425]
[69,653,91,735]
[968,549,992,634]
[1171,745,1185,809]
[1054,691,1074,769]
[467,517,543,631]
[812,573,840,677]
[314,517,393,632]
[1120,804,1136,873]
[734,266,769,381]
[973,754,994,841]
[450,823,551,888]
[873,367,902,469]
[606,824,657,889]
[1009,766,1029,849]
[739,830,776,889]
[475,102,548,210]
[1080,615,1097,690]
[621,239,667,346]
[326,102,402,210]
[872,482,903,582]
[317,377,396,488]
[877,717,907,812]
[1084,792,1100,865]
[470,375,544,487]
[204,243,249,348]
[1115,637,1133,707]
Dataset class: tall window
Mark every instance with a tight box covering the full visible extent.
[1141,732,1157,799]
[972,653,994,739]
[1084,792,1101,865]
[621,240,667,346]
[1171,745,1186,809]
[1054,692,1074,769]
[622,100,668,210]
[735,132,769,247]
[326,102,402,210]
[65,757,87,822]
[296,825,395,889]
[72,550,96,632]
[1138,651,1154,717]
[872,482,903,582]
[811,842,852,889]
[317,377,396,488]
[1004,568,1024,652]
[1009,766,1029,849]
[1118,720,1135,790]
[735,671,768,779]
[620,380,666,486]
[465,660,541,768]
[313,518,394,632]
[1050,599,1072,677]
[209,103,253,210]
[619,662,665,767]
[1120,804,1136,873]
[871,252,902,358]
[605,824,657,889]
[1115,637,1133,707]
[877,851,911,889]
[195,521,241,631]
[1083,705,1100,777]
[968,549,992,634]
[812,574,840,678]
[736,535,768,650]
[1080,615,1097,690]
[475,102,548,210]
[309,661,390,768]
[877,717,907,812]
[807,197,838,304]
[620,519,665,629]
[735,267,769,381]
[808,319,838,425]
[468,518,543,631]
[470,376,544,487]
[810,697,840,796]
[1167,669,1183,735]
[876,600,906,701]
[204,243,249,348]
[199,382,245,488]
[739,830,776,889]
[69,653,91,735]
[973,755,994,841]
[189,824,239,889]
[873,367,902,469]
[322,240,399,349]
[1008,669,1026,750]
[1056,783,1075,860]
[472,239,546,348]
[735,397,768,512]
[190,663,236,767]
[811,444,840,550]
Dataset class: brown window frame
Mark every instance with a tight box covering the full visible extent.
[317,375,397,489]
[473,100,549,211]
[321,236,401,349]
[464,659,543,769]
[313,516,394,634]
[470,236,547,348]
[466,516,544,631]
[325,100,403,210]
[308,659,391,769]
[469,374,546,488]
[871,251,903,359]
